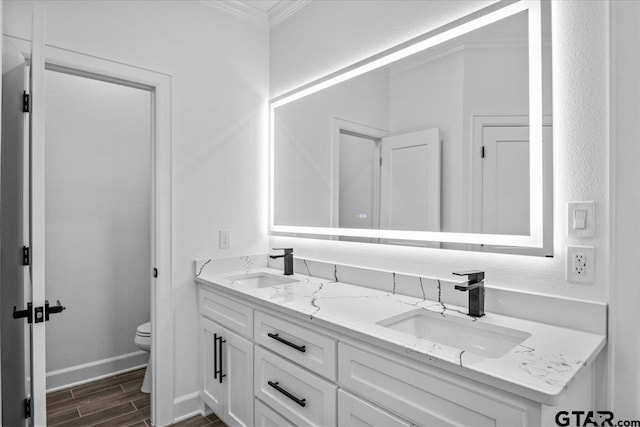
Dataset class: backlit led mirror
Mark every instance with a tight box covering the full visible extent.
[270,1,552,255]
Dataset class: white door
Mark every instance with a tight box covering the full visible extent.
[1,37,29,427]
[481,126,530,235]
[29,4,49,424]
[201,317,253,426]
[2,6,54,424]
[201,317,226,416]
[380,128,441,243]
[224,328,253,427]
[481,124,553,255]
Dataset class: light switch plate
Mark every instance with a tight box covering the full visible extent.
[567,201,595,238]
[566,245,594,283]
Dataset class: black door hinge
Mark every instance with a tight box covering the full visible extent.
[153,268,158,278]
[22,246,30,266]
[24,398,31,418]
[481,146,486,158]
[22,91,30,113]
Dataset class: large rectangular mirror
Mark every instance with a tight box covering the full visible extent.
[270,0,552,254]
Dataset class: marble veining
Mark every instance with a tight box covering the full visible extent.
[419,277,426,300]
[515,345,581,388]
[195,258,212,277]
[302,259,312,275]
[195,263,605,405]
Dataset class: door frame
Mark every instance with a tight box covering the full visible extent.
[7,36,174,426]
[331,117,388,228]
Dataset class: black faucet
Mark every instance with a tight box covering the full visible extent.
[270,248,294,275]
[452,270,485,318]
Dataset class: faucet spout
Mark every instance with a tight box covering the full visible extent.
[270,248,294,275]
[452,270,485,318]
[454,281,483,291]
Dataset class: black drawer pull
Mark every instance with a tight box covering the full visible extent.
[268,333,306,353]
[268,381,306,407]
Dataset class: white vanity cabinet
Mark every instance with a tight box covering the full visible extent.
[199,290,254,427]
[197,283,587,427]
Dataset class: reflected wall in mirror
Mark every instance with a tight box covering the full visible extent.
[271,1,552,254]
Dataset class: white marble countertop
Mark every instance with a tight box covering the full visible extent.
[195,266,605,406]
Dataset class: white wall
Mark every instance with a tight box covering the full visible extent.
[4,0,269,404]
[270,0,609,302]
[44,70,151,382]
[610,1,640,419]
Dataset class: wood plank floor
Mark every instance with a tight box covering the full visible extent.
[46,369,226,427]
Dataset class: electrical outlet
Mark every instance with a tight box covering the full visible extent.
[219,230,231,249]
[566,246,594,283]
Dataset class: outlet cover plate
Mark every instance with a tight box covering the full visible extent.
[566,245,594,283]
[567,201,595,238]
[219,230,231,249]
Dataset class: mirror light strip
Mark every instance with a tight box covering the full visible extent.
[272,1,529,109]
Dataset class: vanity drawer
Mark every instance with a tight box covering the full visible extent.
[199,287,253,339]
[338,389,411,427]
[254,398,296,427]
[254,346,337,427]
[254,311,337,380]
[338,343,532,427]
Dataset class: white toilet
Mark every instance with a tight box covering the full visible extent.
[134,321,152,393]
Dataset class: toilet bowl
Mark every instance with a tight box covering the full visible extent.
[134,322,151,393]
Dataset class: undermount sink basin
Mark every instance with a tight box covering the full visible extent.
[225,272,298,288]
[377,309,530,359]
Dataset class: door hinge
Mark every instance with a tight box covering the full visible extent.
[22,246,30,266]
[481,146,486,158]
[22,91,30,113]
[24,398,31,418]
[153,268,158,278]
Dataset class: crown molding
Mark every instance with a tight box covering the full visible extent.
[202,0,269,28]
[268,0,312,28]
[201,0,310,29]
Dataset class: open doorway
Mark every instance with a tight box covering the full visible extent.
[43,68,152,391]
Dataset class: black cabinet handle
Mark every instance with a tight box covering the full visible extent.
[268,333,306,353]
[217,334,226,384]
[213,333,226,383]
[268,381,306,407]
[213,333,218,380]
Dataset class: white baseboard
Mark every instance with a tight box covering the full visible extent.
[173,391,204,423]
[46,350,149,392]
